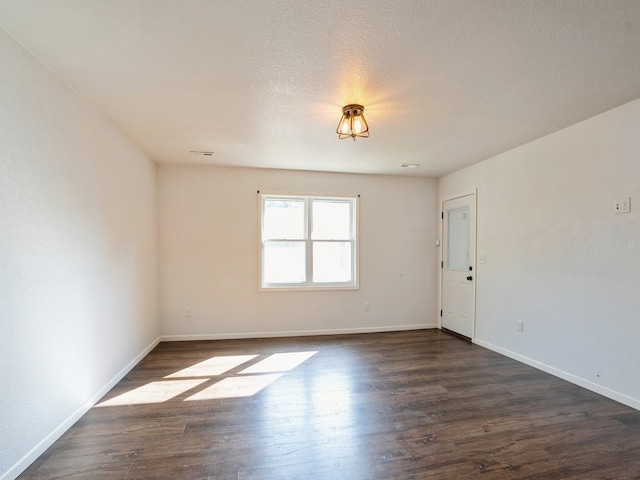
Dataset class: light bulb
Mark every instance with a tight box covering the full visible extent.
[352,117,363,134]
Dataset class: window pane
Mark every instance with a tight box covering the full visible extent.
[263,200,305,240]
[312,242,352,283]
[447,206,470,270]
[263,242,305,284]
[311,200,351,240]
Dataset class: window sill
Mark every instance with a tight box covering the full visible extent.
[259,284,359,292]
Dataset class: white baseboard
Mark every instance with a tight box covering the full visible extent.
[473,338,640,411]
[161,323,437,342]
[3,336,161,480]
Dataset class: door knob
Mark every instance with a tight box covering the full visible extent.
[466,276,473,281]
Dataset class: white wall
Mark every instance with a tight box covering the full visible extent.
[159,166,438,338]
[439,98,640,409]
[0,30,159,478]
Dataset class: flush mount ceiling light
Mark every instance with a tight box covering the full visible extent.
[336,104,369,140]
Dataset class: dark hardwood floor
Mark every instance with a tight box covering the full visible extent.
[19,330,640,479]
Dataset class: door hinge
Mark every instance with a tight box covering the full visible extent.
[441,261,443,268]
[441,212,444,219]
[440,309,443,317]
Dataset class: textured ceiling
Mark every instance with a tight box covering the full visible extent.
[2,0,640,177]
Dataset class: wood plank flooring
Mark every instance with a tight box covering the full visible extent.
[18,330,640,479]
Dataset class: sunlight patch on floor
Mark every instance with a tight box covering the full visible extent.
[239,351,318,374]
[96,379,208,407]
[165,354,259,378]
[96,351,320,406]
[184,374,284,400]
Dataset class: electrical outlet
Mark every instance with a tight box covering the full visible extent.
[364,302,370,312]
[185,308,192,317]
[517,320,524,332]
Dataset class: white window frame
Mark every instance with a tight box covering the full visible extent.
[258,191,359,291]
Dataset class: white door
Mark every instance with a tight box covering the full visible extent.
[441,193,475,338]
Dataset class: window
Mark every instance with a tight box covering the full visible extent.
[259,192,358,290]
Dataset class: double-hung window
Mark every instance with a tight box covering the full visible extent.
[259,192,358,290]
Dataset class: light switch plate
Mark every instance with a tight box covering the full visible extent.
[615,198,631,214]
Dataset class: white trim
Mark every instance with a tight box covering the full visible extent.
[2,336,161,480]
[474,338,640,411]
[160,324,437,342]
[258,190,358,199]
[440,189,478,203]
[256,284,360,292]
[258,192,359,291]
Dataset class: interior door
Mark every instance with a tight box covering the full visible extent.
[441,193,476,338]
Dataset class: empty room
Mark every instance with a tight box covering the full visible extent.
[1,1,640,479]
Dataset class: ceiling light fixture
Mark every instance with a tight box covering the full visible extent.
[190,151,215,157]
[336,104,369,140]
[399,163,420,168]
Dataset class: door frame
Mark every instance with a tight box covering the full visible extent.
[438,189,478,340]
